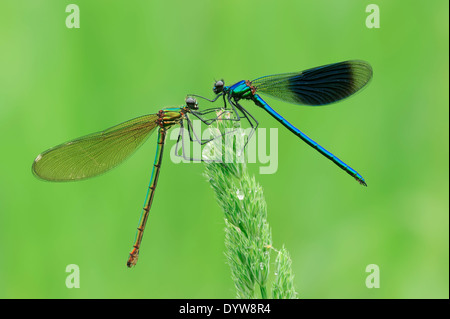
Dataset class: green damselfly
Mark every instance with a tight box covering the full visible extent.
[32,97,222,267]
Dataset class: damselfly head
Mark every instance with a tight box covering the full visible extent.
[213,80,224,94]
[185,96,199,110]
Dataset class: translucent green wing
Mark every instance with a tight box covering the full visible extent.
[32,114,159,181]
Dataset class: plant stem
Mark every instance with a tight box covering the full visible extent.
[260,285,268,299]
[203,112,297,299]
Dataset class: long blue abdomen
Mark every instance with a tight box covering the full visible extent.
[253,94,367,186]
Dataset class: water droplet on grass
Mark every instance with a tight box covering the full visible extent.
[236,189,244,200]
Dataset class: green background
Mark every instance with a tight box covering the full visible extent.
[0,0,448,298]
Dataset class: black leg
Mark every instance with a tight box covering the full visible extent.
[185,114,215,145]
[235,99,259,141]
[229,98,259,153]
[190,93,223,103]
[173,120,219,162]
[190,109,230,126]
[174,122,186,158]
[192,107,224,116]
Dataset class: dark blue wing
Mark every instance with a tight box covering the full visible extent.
[251,60,373,106]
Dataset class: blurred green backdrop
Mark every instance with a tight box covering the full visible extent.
[0,0,448,298]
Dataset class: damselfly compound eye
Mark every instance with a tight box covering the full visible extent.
[213,80,224,94]
[185,96,198,110]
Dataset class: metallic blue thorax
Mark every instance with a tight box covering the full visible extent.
[227,80,254,100]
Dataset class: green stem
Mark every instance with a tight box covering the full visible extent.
[203,111,298,299]
[260,285,268,299]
